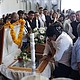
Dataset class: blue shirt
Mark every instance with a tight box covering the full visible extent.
[71,37,80,70]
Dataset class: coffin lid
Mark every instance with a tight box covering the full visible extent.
[0,27,4,65]
[0,24,21,66]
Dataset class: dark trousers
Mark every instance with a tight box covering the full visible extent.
[53,63,71,78]
[21,42,28,51]
[70,69,80,80]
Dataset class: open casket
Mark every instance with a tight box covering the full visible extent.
[0,24,55,80]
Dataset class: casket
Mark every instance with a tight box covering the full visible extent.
[0,25,55,80]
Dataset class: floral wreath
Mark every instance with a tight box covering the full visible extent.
[4,19,25,45]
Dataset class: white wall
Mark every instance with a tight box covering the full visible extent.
[0,0,60,18]
[61,0,80,12]
[0,0,21,17]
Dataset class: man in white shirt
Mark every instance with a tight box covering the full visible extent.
[63,12,76,40]
[39,7,46,27]
[70,23,80,80]
[42,22,73,78]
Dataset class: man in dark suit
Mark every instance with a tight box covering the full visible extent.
[43,8,52,27]
[26,11,34,30]
[32,12,41,29]
[71,11,80,43]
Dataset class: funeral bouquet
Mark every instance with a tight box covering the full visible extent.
[17,52,31,62]
[33,27,46,44]
[17,45,31,62]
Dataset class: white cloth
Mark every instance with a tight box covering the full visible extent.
[3,25,21,61]
[39,14,46,27]
[36,19,39,28]
[22,27,28,42]
[2,25,21,66]
[63,19,72,32]
[26,21,31,28]
[41,63,51,78]
[43,32,73,66]
[0,62,51,80]
[21,74,49,80]
[63,19,75,39]
[0,64,32,80]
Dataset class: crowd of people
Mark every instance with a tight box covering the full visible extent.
[0,7,80,80]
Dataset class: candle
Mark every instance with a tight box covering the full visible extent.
[36,19,38,29]
[30,33,36,74]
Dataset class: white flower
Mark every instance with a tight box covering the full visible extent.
[23,56,26,59]
[28,59,31,61]
[39,27,46,34]
[33,28,38,32]
[32,27,46,44]
[34,31,39,37]
[23,53,26,55]
[39,35,44,40]
[35,38,38,42]
[39,30,45,34]
[39,27,46,31]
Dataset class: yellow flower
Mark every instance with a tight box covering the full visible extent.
[4,19,25,45]
[9,24,14,29]
[19,19,25,25]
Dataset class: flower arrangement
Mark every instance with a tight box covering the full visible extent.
[17,51,31,62]
[33,27,46,44]
[16,43,31,67]
[17,51,31,67]
[4,19,25,45]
